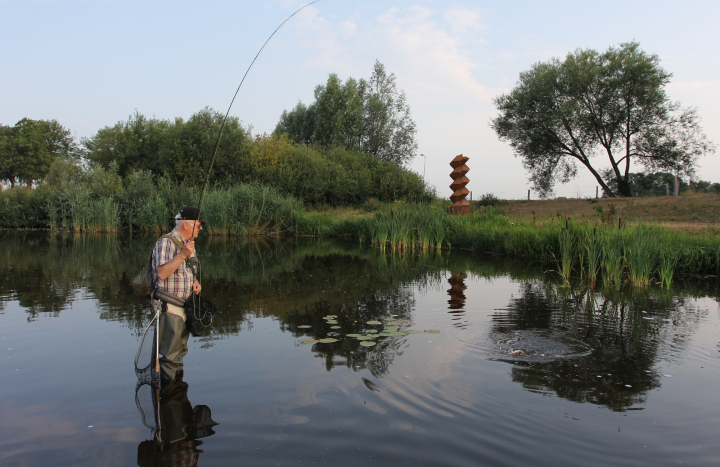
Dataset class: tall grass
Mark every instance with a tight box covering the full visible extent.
[3,181,720,286]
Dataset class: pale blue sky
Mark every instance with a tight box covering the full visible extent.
[2,0,718,198]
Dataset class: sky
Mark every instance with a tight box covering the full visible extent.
[1,0,718,199]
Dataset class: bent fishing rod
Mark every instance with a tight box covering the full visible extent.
[193,0,326,230]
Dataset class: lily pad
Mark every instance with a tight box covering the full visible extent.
[359,341,376,347]
[405,330,423,334]
[326,321,338,325]
[378,333,392,337]
[318,338,338,343]
[396,319,410,324]
[346,334,363,338]
[367,320,382,325]
[299,338,318,344]
[385,327,398,332]
[324,315,337,319]
[356,336,375,341]
[424,330,440,334]
[330,326,341,329]
[366,329,378,334]
[297,325,312,329]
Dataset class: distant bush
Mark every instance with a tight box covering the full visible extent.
[475,193,502,207]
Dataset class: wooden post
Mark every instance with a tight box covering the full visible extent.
[674,175,679,196]
[596,186,598,199]
[527,189,530,201]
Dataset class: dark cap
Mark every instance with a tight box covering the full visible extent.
[177,206,207,226]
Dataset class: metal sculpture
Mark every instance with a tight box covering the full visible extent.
[450,154,470,215]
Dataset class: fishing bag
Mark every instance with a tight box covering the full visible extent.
[184,294,218,337]
[133,234,186,297]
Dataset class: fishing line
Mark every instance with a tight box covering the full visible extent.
[186,1,326,332]
[196,0,326,218]
[347,0,375,61]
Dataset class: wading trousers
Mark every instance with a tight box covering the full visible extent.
[158,302,189,383]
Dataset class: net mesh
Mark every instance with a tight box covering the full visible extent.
[135,310,160,386]
[135,381,159,435]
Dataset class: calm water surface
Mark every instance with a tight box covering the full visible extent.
[1,233,719,466]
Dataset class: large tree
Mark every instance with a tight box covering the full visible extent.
[0,118,76,188]
[491,42,715,197]
[275,61,418,166]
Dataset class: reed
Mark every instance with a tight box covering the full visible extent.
[583,227,603,288]
[555,221,577,286]
[657,247,679,288]
[624,223,658,287]
[601,230,625,288]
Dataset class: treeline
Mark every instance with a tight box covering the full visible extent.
[1,107,433,230]
[81,107,430,204]
[605,171,720,197]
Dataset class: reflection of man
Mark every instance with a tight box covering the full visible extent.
[137,376,218,467]
[152,207,206,383]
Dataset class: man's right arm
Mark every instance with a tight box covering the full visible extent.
[156,240,195,280]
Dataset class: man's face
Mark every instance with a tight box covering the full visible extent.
[185,220,203,239]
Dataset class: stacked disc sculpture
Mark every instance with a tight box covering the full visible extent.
[449,154,470,215]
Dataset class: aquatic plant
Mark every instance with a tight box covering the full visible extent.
[624,223,658,287]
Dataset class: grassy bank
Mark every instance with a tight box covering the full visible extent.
[501,193,720,234]
[291,203,720,286]
[2,181,719,287]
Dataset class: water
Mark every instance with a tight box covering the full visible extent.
[1,233,719,466]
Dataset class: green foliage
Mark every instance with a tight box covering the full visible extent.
[275,61,418,166]
[0,118,77,187]
[244,135,432,205]
[81,109,429,205]
[491,42,715,198]
[83,108,252,185]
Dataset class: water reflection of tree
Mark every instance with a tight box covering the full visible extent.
[493,281,707,411]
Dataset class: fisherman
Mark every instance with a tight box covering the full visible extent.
[152,206,206,383]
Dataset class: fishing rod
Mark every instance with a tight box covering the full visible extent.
[181,0,328,336]
[194,0,326,224]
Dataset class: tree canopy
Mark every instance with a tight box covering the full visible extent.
[0,118,77,188]
[491,42,715,198]
[82,107,251,186]
[275,61,418,166]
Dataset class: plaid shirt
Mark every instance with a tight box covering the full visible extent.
[152,228,196,301]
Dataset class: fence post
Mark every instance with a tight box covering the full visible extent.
[527,189,530,201]
[596,186,598,199]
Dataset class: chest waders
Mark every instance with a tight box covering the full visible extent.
[135,234,188,391]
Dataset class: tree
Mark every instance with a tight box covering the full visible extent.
[491,42,715,198]
[83,108,251,185]
[275,61,418,166]
[0,118,76,188]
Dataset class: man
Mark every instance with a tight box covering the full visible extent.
[152,206,206,383]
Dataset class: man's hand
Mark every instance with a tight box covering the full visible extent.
[193,279,201,295]
[180,240,195,259]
